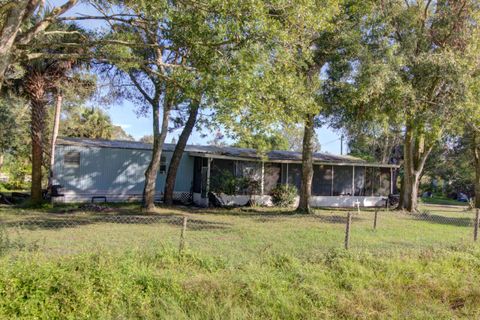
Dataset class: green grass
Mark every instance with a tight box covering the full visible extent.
[0,203,479,318]
[420,195,468,206]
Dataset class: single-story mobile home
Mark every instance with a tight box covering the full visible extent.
[53,137,399,207]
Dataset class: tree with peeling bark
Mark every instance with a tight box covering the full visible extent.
[0,0,79,90]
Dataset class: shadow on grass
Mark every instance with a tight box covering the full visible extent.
[3,212,232,231]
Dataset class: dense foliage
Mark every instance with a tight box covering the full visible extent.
[270,184,298,207]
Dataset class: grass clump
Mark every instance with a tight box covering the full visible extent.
[1,247,480,319]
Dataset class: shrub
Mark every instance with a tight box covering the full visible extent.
[210,170,260,196]
[270,184,297,207]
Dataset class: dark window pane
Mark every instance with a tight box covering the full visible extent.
[193,157,202,193]
[333,166,353,196]
[64,151,80,167]
[312,165,332,196]
[159,155,167,174]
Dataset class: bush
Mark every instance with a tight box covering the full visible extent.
[211,170,261,196]
[270,184,297,207]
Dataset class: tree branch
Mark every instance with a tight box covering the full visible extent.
[17,0,79,46]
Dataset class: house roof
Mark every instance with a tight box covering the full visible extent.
[56,137,399,168]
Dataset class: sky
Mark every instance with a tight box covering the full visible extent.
[49,0,345,154]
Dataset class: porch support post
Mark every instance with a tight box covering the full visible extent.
[206,157,212,206]
[390,167,394,194]
[261,161,265,195]
[331,165,334,196]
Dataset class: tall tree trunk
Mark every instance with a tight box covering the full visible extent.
[142,97,171,211]
[164,102,199,206]
[0,153,4,172]
[296,114,315,213]
[48,91,62,187]
[30,98,46,204]
[398,122,433,212]
[472,131,480,208]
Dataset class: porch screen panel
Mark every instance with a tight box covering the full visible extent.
[235,161,262,195]
[264,163,281,194]
[374,167,391,196]
[312,165,333,196]
[287,164,302,193]
[211,159,235,176]
[280,164,288,184]
[333,166,353,196]
[354,166,366,196]
[364,167,375,196]
[235,161,261,180]
[193,157,203,193]
[210,159,236,194]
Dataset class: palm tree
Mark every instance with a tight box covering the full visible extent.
[16,22,89,204]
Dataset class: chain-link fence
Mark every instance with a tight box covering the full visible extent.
[1,203,479,262]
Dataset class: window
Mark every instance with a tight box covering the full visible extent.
[64,151,80,168]
[159,155,167,174]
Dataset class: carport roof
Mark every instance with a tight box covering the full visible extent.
[56,137,399,168]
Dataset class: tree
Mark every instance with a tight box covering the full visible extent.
[356,0,478,212]
[233,131,290,151]
[163,101,199,205]
[61,107,116,139]
[138,135,153,144]
[292,0,366,213]
[0,0,79,89]
[8,22,89,204]
[0,95,27,171]
[92,0,274,210]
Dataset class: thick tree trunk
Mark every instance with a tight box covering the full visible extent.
[296,114,315,213]
[398,123,432,212]
[142,97,171,211]
[164,102,199,206]
[30,98,46,204]
[48,91,62,187]
[472,131,480,208]
[0,154,4,172]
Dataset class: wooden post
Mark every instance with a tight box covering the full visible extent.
[373,210,378,230]
[345,211,352,250]
[179,216,188,254]
[474,209,479,242]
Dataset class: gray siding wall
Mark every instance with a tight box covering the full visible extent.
[53,145,194,200]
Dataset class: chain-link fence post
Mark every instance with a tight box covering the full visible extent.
[373,209,378,230]
[345,211,352,250]
[179,216,188,254]
[474,209,479,242]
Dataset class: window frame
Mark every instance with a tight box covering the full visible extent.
[64,151,80,168]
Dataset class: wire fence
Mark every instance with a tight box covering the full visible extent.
[1,204,479,261]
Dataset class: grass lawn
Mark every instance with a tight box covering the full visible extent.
[420,195,469,206]
[0,203,480,318]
